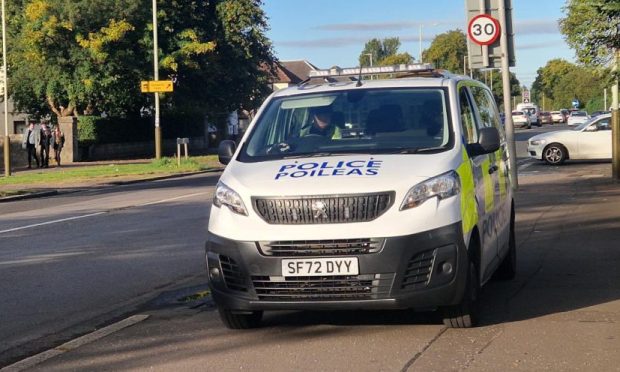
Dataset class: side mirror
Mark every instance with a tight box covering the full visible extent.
[467,127,500,156]
[584,125,597,132]
[218,140,237,165]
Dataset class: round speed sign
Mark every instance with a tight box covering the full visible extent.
[468,14,500,46]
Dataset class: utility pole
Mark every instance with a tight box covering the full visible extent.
[612,49,619,181]
[499,0,518,189]
[152,0,161,160]
[2,0,9,176]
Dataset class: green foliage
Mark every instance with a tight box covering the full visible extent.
[359,37,410,66]
[560,0,620,69]
[8,0,276,131]
[422,30,467,73]
[531,59,608,110]
[77,116,98,144]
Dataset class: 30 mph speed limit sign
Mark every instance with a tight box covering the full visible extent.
[468,14,500,46]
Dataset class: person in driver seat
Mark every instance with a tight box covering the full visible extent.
[300,106,342,139]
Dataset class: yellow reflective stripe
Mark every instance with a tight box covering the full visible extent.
[481,158,494,213]
[496,149,506,199]
[457,148,478,234]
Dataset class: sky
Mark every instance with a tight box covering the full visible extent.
[262,0,575,88]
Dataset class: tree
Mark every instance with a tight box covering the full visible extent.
[358,37,413,66]
[559,0,620,68]
[8,0,152,118]
[422,30,467,73]
[7,0,275,123]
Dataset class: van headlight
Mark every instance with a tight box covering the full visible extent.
[400,171,460,210]
[213,182,248,216]
[529,139,546,146]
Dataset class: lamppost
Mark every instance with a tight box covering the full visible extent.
[2,0,9,176]
[364,53,373,67]
[364,53,373,80]
[152,0,161,160]
[419,24,423,62]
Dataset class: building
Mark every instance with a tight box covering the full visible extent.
[271,60,318,90]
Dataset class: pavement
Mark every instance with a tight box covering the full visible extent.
[2,160,620,371]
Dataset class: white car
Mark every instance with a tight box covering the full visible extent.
[566,111,589,126]
[550,111,565,123]
[528,114,612,165]
[511,111,531,129]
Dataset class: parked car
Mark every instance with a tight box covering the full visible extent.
[539,111,553,125]
[550,111,565,123]
[567,111,589,126]
[516,103,540,126]
[528,114,612,165]
[590,110,611,118]
[512,110,531,129]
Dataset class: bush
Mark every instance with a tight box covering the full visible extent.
[78,112,206,146]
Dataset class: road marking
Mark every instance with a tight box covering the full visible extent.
[0,191,211,235]
[0,212,107,234]
[0,314,149,372]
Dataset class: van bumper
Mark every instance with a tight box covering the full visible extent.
[204,223,469,311]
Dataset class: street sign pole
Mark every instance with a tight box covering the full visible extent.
[498,0,518,190]
[152,0,161,160]
[2,0,10,177]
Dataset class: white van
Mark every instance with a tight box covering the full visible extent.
[516,103,540,126]
[206,64,516,329]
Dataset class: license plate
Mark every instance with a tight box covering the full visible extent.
[281,257,359,277]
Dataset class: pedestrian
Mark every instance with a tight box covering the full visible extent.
[39,121,52,168]
[52,125,65,166]
[21,122,40,169]
[227,110,239,142]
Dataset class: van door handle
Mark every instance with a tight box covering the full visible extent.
[488,165,498,174]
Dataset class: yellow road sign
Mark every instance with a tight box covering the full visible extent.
[140,80,174,93]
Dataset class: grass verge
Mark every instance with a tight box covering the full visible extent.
[0,155,221,196]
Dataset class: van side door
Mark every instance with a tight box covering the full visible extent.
[469,86,512,274]
[458,85,499,281]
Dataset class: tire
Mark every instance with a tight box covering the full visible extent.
[217,307,263,329]
[442,260,480,328]
[543,143,567,165]
[496,207,516,280]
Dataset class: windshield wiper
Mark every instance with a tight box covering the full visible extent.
[395,146,445,154]
[281,152,365,159]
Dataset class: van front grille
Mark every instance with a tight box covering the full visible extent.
[258,238,384,256]
[253,192,394,225]
[251,273,394,300]
[219,255,248,292]
[400,250,435,290]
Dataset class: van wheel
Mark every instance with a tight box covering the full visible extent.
[442,261,479,328]
[496,207,516,280]
[543,143,567,165]
[217,307,263,329]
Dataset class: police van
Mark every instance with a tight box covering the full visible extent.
[206,64,516,329]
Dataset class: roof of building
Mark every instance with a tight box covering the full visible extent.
[277,60,318,84]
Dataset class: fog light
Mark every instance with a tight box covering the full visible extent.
[440,262,453,275]
[209,267,221,281]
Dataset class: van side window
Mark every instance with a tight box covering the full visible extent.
[470,86,505,140]
[459,88,478,144]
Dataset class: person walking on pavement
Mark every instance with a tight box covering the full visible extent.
[21,122,40,169]
[52,125,65,166]
[39,121,52,168]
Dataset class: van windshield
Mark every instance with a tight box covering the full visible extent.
[239,88,452,161]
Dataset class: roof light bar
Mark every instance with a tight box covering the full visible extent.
[308,63,435,78]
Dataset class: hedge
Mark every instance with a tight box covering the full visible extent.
[78,112,205,145]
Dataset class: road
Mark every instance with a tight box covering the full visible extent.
[0,173,220,365]
[4,123,619,370]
